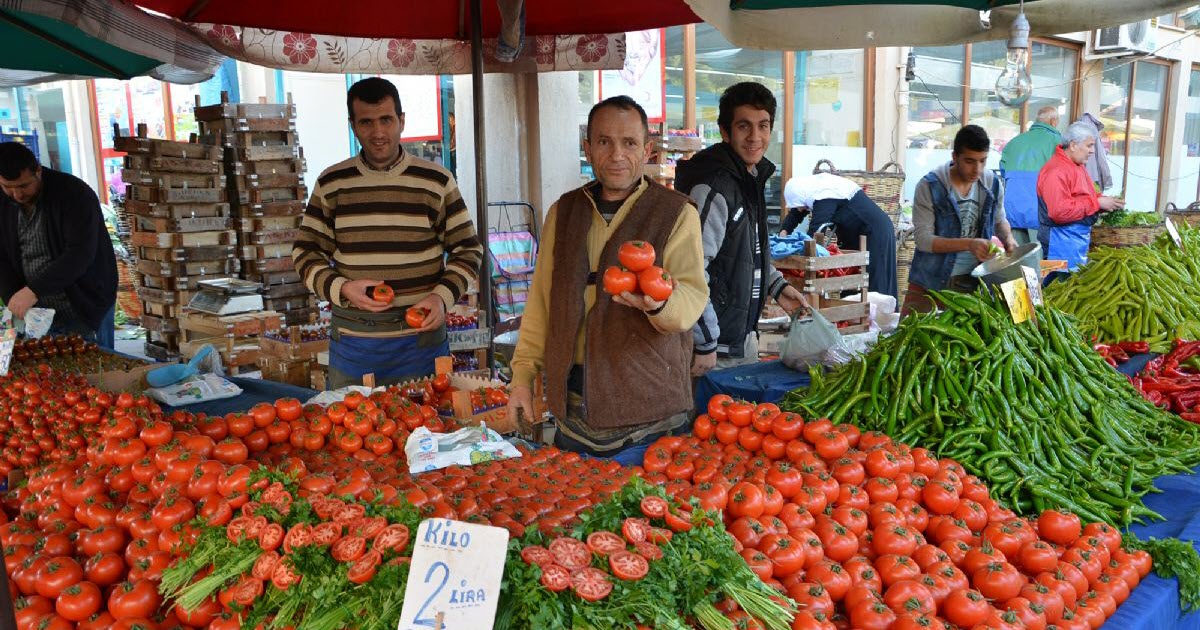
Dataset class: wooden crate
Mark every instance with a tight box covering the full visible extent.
[147,329,180,350]
[113,134,220,161]
[261,281,310,300]
[258,355,313,387]
[243,186,307,204]
[124,200,230,219]
[243,257,296,274]
[144,340,181,361]
[124,154,220,174]
[137,286,197,306]
[134,215,230,234]
[181,336,260,368]
[201,117,296,134]
[127,185,226,204]
[121,170,225,189]
[777,236,871,335]
[141,300,180,320]
[139,273,232,292]
[210,130,300,147]
[244,159,306,175]
[179,309,283,339]
[139,244,236,263]
[137,258,240,278]
[131,230,236,248]
[242,270,301,287]
[238,229,299,246]
[259,325,329,360]
[141,313,180,334]
[228,144,303,162]
[240,243,294,259]
[232,200,305,218]
[279,306,320,326]
[238,216,300,232]
[194,101,296,122]
[234,172,303,189]
[310,365,328,391]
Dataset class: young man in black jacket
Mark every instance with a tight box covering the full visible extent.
[0,142,117,347]
[675,82,807,377]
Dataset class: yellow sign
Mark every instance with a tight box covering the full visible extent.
[1000,278,1033,324]
[808,77,840,105]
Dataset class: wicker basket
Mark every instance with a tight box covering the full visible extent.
[1089,223,1165,249]
[1165,202,1200,228]
[812,159,906,224]
[896,228,916,302]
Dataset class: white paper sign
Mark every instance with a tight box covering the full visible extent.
[1166,216,1185,251]
[397,519,509,630]
[1020,266,1043,307]
[0,329,15,377]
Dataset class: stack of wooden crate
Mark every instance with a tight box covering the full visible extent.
[178,310,283,375]
[194,94,318,327]
[115,125,238,361]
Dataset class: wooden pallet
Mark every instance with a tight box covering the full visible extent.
[194,101,296,122]
[262,281,311,300]
[242,186,307,204]
[136,258,240,278]
[134,215,231,234]
[242,270,301,287]
[200,117,296,134]
[121,170,225,189]
[242,256,296,274]
[127,185,226,204]
[123,154,221,174]
[231,200,305,218]
[138,245,236,263]
[113,135,220,161]
[238,216,300,232]
[178,309,283,339]
[138,273,234,292]
[258,355,314,387]
[208,130,300,147]
[228,144,303,162]
[243,159,306,175]
[124,200,230,219]
[131,230,237,249]
[240,243,293,259]
[141,313,180,334]
[233,172,303,189]
[238,229,299,246]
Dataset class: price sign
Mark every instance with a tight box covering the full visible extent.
[999,278,1033,324]
[0,329,14,377]
[1166,216,1185,251]
[397,519,509,630]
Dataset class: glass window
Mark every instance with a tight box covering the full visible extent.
[967,40,1021,153]
[905,45,965,201]
[792,49,866,176]
[665,26,685,130]
[1026,42,1077,133]
[577,71,598,180]
[1181,68,1200,205]
[1101,59,1169,210]
[694,23,785,210]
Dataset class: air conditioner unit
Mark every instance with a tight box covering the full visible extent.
[1094,18,1159,55]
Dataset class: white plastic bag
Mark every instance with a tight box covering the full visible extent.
[2,307,54,338]
[781,310,850,370]
[146,373,243,406]
[404,425,522,474]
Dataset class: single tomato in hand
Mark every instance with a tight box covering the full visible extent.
[602,266,638,295]
[618,241,656,272]
[371,284,394,303]
[405,307,429,328]
[638,266,673,302]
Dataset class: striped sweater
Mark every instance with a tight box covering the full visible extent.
[293,152,483,313]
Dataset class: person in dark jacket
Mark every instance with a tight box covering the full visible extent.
[0,142,117,347]
[675,82,806,378]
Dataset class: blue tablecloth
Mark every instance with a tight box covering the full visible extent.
[161,376,318,416]
[693,359,811,409]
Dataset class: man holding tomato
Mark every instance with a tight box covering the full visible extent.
[293,78,483,388]
[507,96,708,458]
[674,82,808,376]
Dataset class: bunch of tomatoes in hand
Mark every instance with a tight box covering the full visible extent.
[602,241,674,302]
[639,395,1152,630]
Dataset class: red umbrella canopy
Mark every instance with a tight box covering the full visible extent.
[134,0,701,39]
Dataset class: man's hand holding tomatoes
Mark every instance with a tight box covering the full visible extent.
[407,293,446,332]
[340,279,393,313]
[611,280,674,314]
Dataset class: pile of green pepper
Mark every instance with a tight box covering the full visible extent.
[1045,228,1200,349]
[781,290,1200,528]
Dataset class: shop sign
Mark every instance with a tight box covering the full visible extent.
[397,518,509,630]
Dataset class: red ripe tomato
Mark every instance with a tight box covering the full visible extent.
[538,563,571,592]
[761,534,807,577]
[274,398,303,422]
[107,579,161,620]
[741,549,774,581]
[602,266,638,295]
[637,266,674,302]
[941,588,991,627]
[405,307,429,329]
[371,284,395,303]
[617,240,656,272]
[728,482,765,519]
[571,567,613,602]
[972,561,1024,602]
[882,579,935,615]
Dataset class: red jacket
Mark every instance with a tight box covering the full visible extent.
[1037,146,1099,224]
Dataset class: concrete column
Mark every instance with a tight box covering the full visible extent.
[237,63,277,104]
[874,47,909,173]
[536,71,583,222]
[63,82,99,192]
[454,73,523,230]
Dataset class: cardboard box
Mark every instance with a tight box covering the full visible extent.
[85,362,157,393]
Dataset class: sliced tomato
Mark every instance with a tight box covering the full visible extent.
[571,567,613,601]
[346,551,380,585]
[331,536,366,563]
[634,541,663,561]
[586,531,627,556]
[640,496,669,519]
[520,545,555,567]
[549,537,591,572]
[373,524,410,553]
[646,527,674,544]
[539,563,571,592]
[609,550,650,581]
[664,510,693,533]
[621,518,648,544]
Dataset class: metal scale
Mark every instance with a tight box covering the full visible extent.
[187,278,264,315]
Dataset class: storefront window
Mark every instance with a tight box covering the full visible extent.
[1182,68,1200,205]
[694,23,785,209]
[967,40,1021,152]
[1027,42,1077,133]
[1101,59,1170,210]
[665,26,685,130]
[792,49,866,175]
[905,45,965,201]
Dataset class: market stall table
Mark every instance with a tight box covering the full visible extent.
[158,376,318,416]
[693,358,811,409]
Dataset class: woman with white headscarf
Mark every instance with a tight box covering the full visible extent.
[782,172,897,298]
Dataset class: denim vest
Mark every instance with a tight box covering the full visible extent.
[909,171,999,291]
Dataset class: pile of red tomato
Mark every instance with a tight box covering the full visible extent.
[602,240,675,302]
[640,395,1151,630]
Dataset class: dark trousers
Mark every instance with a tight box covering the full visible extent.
[809,191,898,299]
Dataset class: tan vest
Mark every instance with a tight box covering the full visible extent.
[543,179,695,429]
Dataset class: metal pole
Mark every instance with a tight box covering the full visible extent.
[469,0,494,373]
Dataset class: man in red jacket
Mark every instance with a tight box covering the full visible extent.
[1036,122,1124,270]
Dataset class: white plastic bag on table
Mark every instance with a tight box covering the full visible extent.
[2,307,55,338]
[404,425,522,474]
[825,330,880,365]
[146,373,242,406]
[304,385,380,407]
[867,292,900,333]
[780,310,850,370]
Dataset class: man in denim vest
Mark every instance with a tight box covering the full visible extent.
[902,125,1018,315]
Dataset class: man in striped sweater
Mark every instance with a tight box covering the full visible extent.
[293,78,483,389]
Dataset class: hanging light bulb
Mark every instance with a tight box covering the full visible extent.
[996,9,1033,107]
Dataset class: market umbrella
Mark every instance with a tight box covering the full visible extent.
[686,0,1198,50]
[0,0,224,86]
